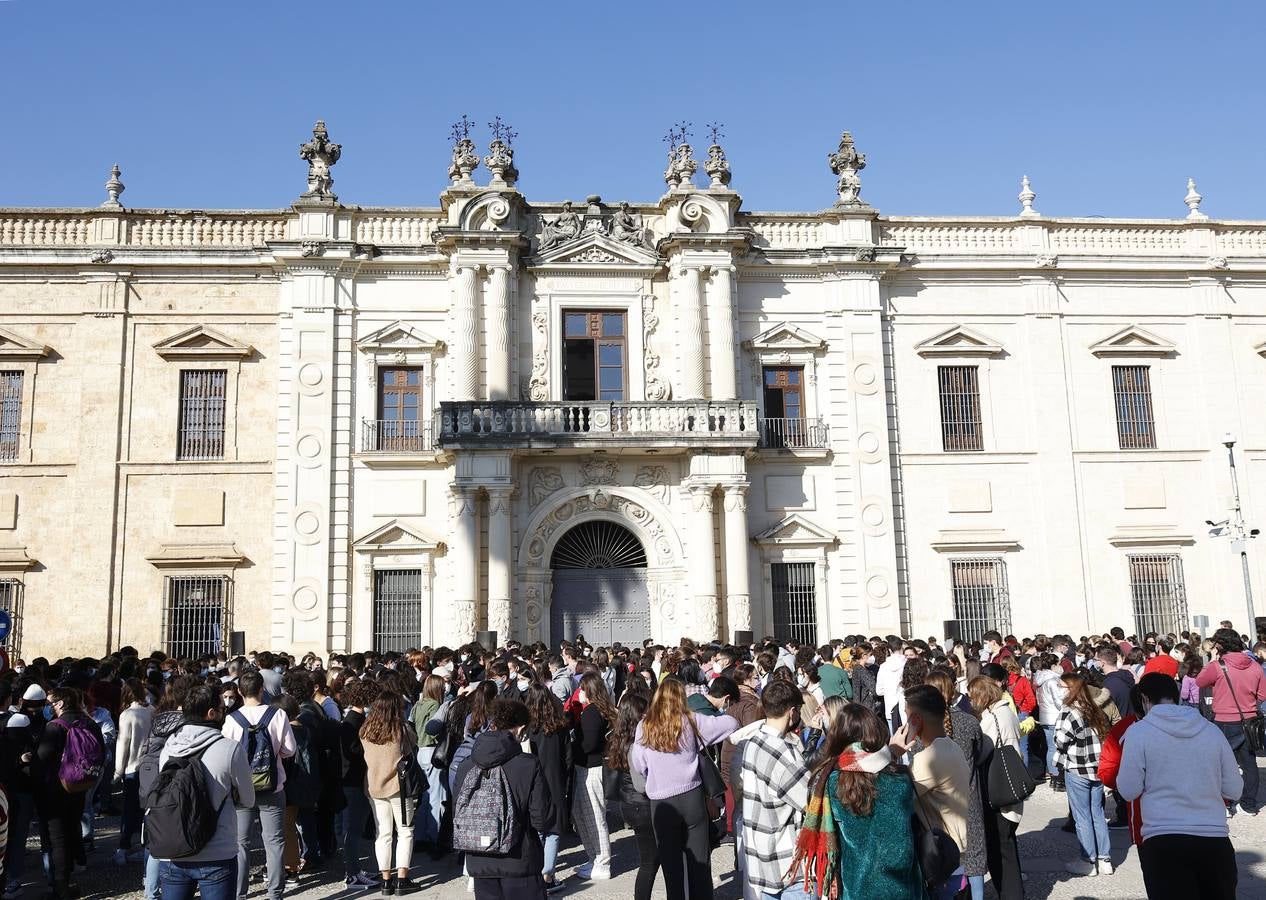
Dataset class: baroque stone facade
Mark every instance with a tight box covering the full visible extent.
[2,124,1265,658]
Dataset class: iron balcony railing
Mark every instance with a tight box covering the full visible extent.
[757,417,830,450]
[438,400,758,446]
[361,418,437,453]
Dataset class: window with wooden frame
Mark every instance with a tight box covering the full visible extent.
[0,372,21,462]
[1112,365,1156,449]
[177,370,226,461]
[938,365,983,451]
[562,311,626,401]
[376,367,425,450]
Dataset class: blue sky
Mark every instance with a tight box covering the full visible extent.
[1,1,1263,218]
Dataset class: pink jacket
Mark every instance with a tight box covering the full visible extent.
[1194,653,1266,723]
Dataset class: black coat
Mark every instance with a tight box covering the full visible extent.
[340,709,367,788]
[454,730,555,879]
[527,726,572,834]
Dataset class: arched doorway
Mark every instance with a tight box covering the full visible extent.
[549,520,650,646]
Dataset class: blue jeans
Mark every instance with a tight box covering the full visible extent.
[158,858,237,900]
[540,832,560,877]
[416,747,445,845]
[1017,712,1030,769]
[968,873,985,900]
[1065,772,1111,861]
[763,883,816,900]
[144,849,160,900]
[1041,724,1058,776]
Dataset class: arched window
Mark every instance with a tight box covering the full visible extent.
[550,520,647,569]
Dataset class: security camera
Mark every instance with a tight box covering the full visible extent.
[1209,525,1230,538]
[1224,432,1237,449]
[1253,529,1262,538]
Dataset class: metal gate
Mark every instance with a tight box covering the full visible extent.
[550,570,651,648]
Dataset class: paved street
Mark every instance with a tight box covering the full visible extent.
[28,781,1266,900]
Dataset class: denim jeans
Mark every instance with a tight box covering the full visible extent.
[342,786,372,879]
[968,873,985,900]
[1016,712,1030,769]
[1040,724,1058,776]
[1065,772,1111,861]
[415,746,445,845]
[1216,720,1260,807]
[762,883,816,900]
[159,858,238,900]
[144,849,160,900]
[539,832,560,877]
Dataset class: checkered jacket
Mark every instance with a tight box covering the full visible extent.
[738,723,811,892]
[1054,706,1104,779]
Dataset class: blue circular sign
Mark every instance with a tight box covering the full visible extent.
[0,611,11,643]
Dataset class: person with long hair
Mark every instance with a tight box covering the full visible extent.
[360,691,421,894]
[630,676,737,900]
[339,678,383,887]
[447,680,498,793]
[607,691,658,900]
[967,676,1024,899]
[571,671,618,880]
[112,678,152,864]
[410,675,447,854]
[924,669,987,900]
[525,682,571,891]
[1054,673,1113,876]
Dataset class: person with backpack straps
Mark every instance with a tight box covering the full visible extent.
[34,687,104,899]
[1194,627,1266,816]
[452,699,556,900]
[150,684,255,900]
[360,689,423,896]
[220,670,295,900]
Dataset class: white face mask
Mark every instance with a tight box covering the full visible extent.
[797,675,809,689]
[516,678,530,691]
[577,690,588,705]
[865,655,875,666]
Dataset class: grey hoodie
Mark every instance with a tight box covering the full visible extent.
[157,721,254,863]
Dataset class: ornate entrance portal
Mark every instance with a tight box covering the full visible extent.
[549,520,650,646]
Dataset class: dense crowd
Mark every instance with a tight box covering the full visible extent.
[0,620,1260,900]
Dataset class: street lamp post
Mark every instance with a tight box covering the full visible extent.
[1208,435,1259,634]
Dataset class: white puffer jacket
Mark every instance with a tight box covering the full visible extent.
[1034,668,1068,726]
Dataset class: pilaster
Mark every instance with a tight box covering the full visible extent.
[674,266,705,399]
[707,266,738,400]
[682,481,719,640]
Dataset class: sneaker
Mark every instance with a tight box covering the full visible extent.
[110,849,127,867]
[590,866,612,881]
[575,864,594,880]
[1097,858,1114,876]
[284,873,300,890]
[1107,818,1129,829]
[349,872,379,886]
[394,877,421,896]
[1064,859,1097,877]
[381,876,397,897]
[3,884,22,900]
[1241,803,1259,817]
[544,879,565,895]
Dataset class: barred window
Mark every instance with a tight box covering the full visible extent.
[949,558,1012,645]
[177,370,226,460]
[0,579,24,654]
[771,562,816,646]
[1128,554,1188,636]
[163,576,230,659]
[938,366,983,451]
[0,371,22,461]
[1112,365,1156,450]
[374,569,422,653]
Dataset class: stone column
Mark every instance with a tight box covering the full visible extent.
[485,266,512,401]
[486,486,514,641]
[675,267,705,399]
[684,483,719,640]
[708,266,738,400]
[451,265,480,401]
[449,486,479,643]
[722,484,752,640]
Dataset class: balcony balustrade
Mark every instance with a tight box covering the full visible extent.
[757,417,830,450]
[360,418,436,453]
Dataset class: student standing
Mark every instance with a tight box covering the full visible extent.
[525,683,571,892]
[570,671,617,880]
[361,690,422,895]
[1053,673,1114,876]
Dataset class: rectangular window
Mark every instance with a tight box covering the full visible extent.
[374,569,422,653]
[177,370,226,460]
[1128,554,1188,636]
[562,311,626,402]
[761,366,805,448]
[938,365,983,451]
[949,558,1012,645]
[771,562,817,646]
[162,575,230,658]
[375,367,426,450]
[1113,365,1156,449]
[0,579,23,654]
[0,371,22,461]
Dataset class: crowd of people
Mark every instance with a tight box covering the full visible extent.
[0,620,1259,900]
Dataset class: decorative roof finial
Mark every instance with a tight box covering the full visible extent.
[662,121,697,190]
[828,131,866,206]
[447,115,480,187]
[484,117,519,189]
[1018,175,1039,218]
[298,120,341,201]
[703,122,731,189]
[102,165,125,209]
[1184,178,1208,221]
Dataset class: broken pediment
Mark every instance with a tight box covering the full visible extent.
[753,513,838,547]
[357,321,445,354]
[1089,325,1176,358]
[0,326,51,361]
[352,519,445,553]
[532,231,660,269]
[745,322,827,352]
[915,325,1004,358]
[153,325,253,360]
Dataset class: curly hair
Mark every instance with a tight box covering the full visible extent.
[578,671,617,726]
[524,683,568,735]
[359,691,407,746]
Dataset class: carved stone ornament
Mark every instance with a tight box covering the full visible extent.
[664,143,698,190]
[90,248,114,264]
[570,248,621,263]
[828,131,866,205]
[853,246,877,263]
[609,202,650,247]
[580,458,619,486]
[300,241,325,258]
[633,465,670,503]
[484,139,519,188]
[704,144,731,188]
[1018,175,1039,218]
[299,120,341,200]
[1184,178,1208,221]
[1208,256,1229,270]
[526,309,549,401]
[538,201,583,251]
[1035,253,1059,269]
[452,600,476,642]
[102,164,125,209]
[642,295,671,401]
[525,491,677,568]
[448,138,480,187]
[529,467,565,507]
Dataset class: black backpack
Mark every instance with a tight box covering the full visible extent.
[142,740,226,859]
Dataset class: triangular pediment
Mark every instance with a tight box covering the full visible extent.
[154,325,253,360]
[1090,325,1176,358]
[532,231,661,269]
[753,513,838,547]
[357,321,445,354]
[1256,339,1266,359]
[352,519,445,552]
[745,322,827,352]
[0,326,51,360]
[915,325,1004,358]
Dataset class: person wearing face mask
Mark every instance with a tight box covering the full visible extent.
[489,660,518,701]
[525,683,571,892]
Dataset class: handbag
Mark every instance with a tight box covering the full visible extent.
[908,775,961,888]
[685,715,727,799]
[1218,660,1266,754]
[397,740,429,800]
[986,711,1037,808]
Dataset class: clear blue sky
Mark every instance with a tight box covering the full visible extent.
[2,1,1263,218]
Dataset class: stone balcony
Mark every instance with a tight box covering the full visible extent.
[437,400,759,450]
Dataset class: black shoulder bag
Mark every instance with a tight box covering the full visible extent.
[908,773,961,890]
[1218,660,1265,754]
[985,710,1037,808]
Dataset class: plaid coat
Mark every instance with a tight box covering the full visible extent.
[739,723,811,892]
[1053,706,1104,779]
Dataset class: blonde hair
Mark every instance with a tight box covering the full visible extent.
[641,676,689,752]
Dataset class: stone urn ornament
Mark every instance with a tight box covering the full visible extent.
[484,116,519,188]
[447,115,480,187]
[703,122,731,189]
[828,131,866,206]
[299,120,341,200]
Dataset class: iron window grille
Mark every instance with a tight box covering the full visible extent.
[1112,365,1156,450]
[0,371,22,461]
[177,370,227,460]
[0,579,23,655]
[1128,554,1188,637]
[163,575,230,659]
[771,562,817,646]
[949,558,1012,645]
[938,365,983,451]
[551,521,648,569]
[374,569,423,653]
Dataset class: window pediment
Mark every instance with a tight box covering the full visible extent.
[1090,326,1176,358]
[753,513,838,547]
[357,321,445,355]
[0,327,50,361]
[154,325,253,360]
[146,542,246,568]
[531,232,660,270]
[0,545,37,573]
[915,325,1004,358]
[930,529,1021,553]
[352,519,445,553]
[745,322,826,353]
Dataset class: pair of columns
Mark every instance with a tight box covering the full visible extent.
[674,265,737,401]
[683,482,752,642]
[449,484,513,644]
[450,265,514,402]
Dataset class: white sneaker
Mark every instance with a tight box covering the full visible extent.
[1064,859,1097,876]
[590,866,612,881]
[1097,858,1114,876]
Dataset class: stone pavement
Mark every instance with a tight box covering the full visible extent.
[31,782,1266,899]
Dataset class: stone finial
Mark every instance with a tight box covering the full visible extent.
[446,116,480,187]
[102,165,125,208]
[662,122,697,190]
[1184,178,1208,221]
[298,120,341,200]
[484,117,519,188]
[703,123,731,189]
[1018,175,1039,218]
[828,131,866,205]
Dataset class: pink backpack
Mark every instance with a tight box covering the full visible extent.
[55,718,105,793]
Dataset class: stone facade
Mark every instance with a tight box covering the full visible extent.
[2,128,1265,658]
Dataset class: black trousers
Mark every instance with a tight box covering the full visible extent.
[473,874,547,900]
[621,801,661,900]
[38,787,87,892]
[1215,721,1260,807]
[1139,834,1236,900]
[650,787,712,900]
[982,808,1022,900]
